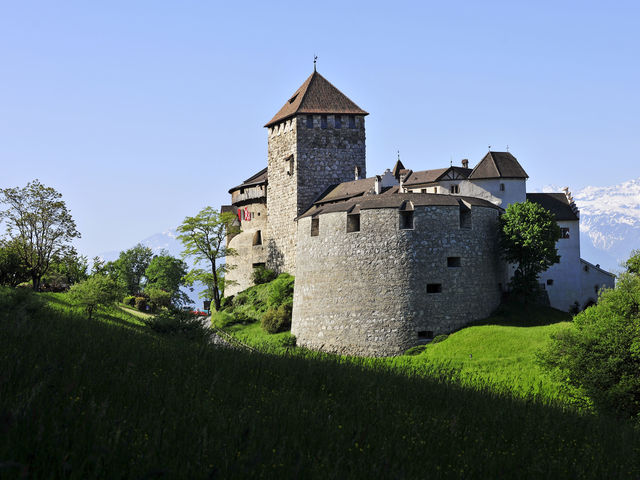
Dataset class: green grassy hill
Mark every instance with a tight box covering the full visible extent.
[1,286,639,478]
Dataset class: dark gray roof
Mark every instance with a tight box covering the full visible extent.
[229,167,268,193]
[468,152,528,180]
[299,192,501,219]
[314,177,378,204]
[404,166,472,186]
[526,193,578,221]
[265,71,368,128]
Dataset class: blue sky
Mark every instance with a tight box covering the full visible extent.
[1,1,639,258]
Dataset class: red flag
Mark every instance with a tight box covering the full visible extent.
[237,209,242,222]
[244,207,250,221]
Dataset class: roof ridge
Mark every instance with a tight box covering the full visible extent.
[489,152,502,177]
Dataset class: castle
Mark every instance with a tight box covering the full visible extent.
[222,70,615,356]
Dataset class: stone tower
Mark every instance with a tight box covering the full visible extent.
[264,70,368,273]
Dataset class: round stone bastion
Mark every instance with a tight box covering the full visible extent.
[291,194,504,357]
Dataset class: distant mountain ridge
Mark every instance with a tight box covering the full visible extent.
[544,178,640,274]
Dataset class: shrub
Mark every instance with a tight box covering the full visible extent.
[143,310,208,340]
[431,334,449,344]
[147,287,171,311]
[404,345,427,356]
[267,274,294,309]
[134,297,148,312]
[123,295,136,307]
[261,304,292,334]
[68,275,120,320]
[233,293,247,306]
[0,286,43,320]
[280,333,297,348]
[252,265,277,285]
[539,271,640,420]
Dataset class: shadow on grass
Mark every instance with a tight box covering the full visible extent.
[2,292,639,479]
[470,300,572,328]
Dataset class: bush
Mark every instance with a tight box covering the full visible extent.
[267,274,294,309]
[134,297,148,312]
[280,333,297,348]
[212,310,256,328]
[252,265,277,285]
[539,271,640,420]
[261,304,292,334]
[123,295,136,307]
[431,334,449,344]
[405,345,427,356]
[147,287,171,311]
[0,286,43,320]
[143,310,208,340]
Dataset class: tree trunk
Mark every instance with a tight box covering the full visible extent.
[32,275,41,292]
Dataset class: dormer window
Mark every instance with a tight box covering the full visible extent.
[450,185,459,194]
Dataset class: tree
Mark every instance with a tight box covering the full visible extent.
[539,251,640,420]
[42,248,89,291]
[144,252,189,306]
[499,201,562,299]
[0,239,29,286]
[624,249,640,276]
[0,180,81,291]
[177,207,238,311]
[109,244,153,295]
[68,275,121,320]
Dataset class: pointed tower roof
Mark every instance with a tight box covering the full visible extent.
[264,71,368,127]
[468,151,528,180]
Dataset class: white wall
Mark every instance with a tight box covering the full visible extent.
[460,178,527,207]
[579,260,616,309]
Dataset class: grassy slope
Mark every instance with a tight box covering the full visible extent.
[2,287,639,478]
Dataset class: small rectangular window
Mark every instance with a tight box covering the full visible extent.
[427,284,442,293]
[334,115,342,129]
[584,265,589,272]
[560,227,570,239]
[546,279,554,286]
[347,213,360,232]
[447,257,461,267]
[459,205,471,229]
[500,183,505,191]
[306,115,313,128]
[311,218,319,237]
[450,185,459,194]
[418,331,434,339]
[400,211,414,230]
[348,115,356,129]
[321,115,328,129]
[252,230,262,246]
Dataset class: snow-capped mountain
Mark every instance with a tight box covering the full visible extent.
[572,178,640,274]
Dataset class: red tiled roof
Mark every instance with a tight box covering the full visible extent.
[264,71,368,127]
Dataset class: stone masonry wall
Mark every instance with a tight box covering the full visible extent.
[297,114,367,215]
[266,114,367,275]
[266,118,298,273]
[292,205,502,356]
[226,201,268,297]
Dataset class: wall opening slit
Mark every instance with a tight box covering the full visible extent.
[310,218,319,237]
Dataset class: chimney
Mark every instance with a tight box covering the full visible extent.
[461,159,469,169]
[374,175,382,194]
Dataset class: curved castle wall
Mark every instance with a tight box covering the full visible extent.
[292,203,503,356]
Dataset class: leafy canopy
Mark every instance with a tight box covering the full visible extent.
[499,201,561,297]
[540,253,640,421]
[177,207,238,310]
[0,180,80,291]
[144,252,189,306]
[68,275,122,320]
